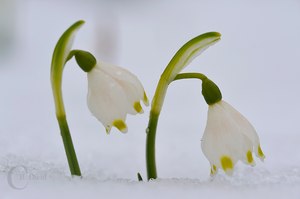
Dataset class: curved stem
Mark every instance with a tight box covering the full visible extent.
[51,21,84,176]
[173,72,207,82]
[146,33,221,180]
[146,73,207,180]
[146,77,169,180]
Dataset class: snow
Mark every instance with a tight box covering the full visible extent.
[1,0,300,198]
[1,156,300,199]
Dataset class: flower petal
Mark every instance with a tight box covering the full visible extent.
[99,62,147,114]
[220,101,265,160]
[201,100,258,175]
[87,65,130,132]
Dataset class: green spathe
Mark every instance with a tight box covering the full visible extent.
[202,78,222,105]
[68,50,97,72]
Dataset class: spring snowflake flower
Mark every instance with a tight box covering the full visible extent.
[87,61,149,133]
[201,100,265,176]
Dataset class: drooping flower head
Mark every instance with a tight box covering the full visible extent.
[87,61,148,133]
[71,50,148,134]
[200,78,265,176]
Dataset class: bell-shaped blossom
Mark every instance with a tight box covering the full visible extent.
[201,100,265,176]
[87,61,148,133]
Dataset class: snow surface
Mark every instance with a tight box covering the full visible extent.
[1,0,300,198]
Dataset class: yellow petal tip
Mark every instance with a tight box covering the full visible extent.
[246,150,255,166]
[134,102,144,114]
[258,145,265,160]
[210,165,217,176]
[220,156,234,175]
[105,126,111,134]
[143,92,149,106]
[113,120,128,133]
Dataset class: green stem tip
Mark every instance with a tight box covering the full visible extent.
[137,173,143,181]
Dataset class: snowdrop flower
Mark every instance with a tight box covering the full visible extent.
[69,50,148,134]
[200,78,265,176]
[87,61,149,133]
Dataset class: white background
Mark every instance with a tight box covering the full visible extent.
[0,0,300,198]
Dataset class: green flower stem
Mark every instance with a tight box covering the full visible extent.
[146,110,159,179]
[57,115,81,176]
[146,32,221,180]
[174,73,222,105]
[51,20,84,176]
[146,74,207,180]
[173,72,207,82]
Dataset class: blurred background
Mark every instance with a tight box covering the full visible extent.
[0,0,300,180]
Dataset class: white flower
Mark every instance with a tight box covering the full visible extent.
[201,100,265,176]
[87,61,149,133]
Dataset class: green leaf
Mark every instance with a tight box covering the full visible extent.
[163,32,221,82]
[50,20,85,116]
